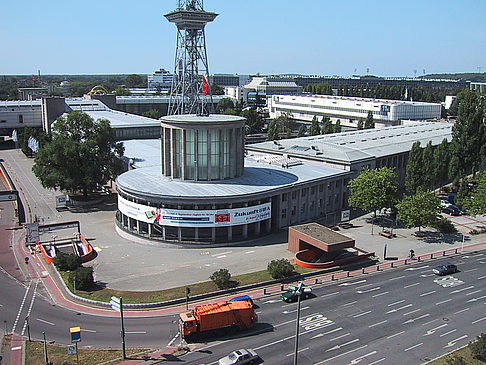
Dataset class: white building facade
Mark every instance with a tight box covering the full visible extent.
[268,94,442,127]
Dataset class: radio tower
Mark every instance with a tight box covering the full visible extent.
[165,0,218,115]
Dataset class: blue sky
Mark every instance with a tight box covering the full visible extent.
[2,0,485,76]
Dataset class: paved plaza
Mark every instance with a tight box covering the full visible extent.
[2,147,485,291]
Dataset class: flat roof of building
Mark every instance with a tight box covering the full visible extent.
[116,155,348,200]
[247,122,452,165]
[274,93,441,106]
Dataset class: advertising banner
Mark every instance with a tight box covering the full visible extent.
[118,196,271,227]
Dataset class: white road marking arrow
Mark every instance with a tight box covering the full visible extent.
[403,313,430,324]
[444,335,468,348]
[349,351,378,364]
[264,300,280,304]
[326,338,360,352]
[357,287,380,294]
[423,323,448,336]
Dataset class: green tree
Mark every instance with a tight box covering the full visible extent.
[267,259,296,279]
[266,119,280,141]
[210,269,232,289]
[308,116,320,136]
[357,118,364,130]
[433,139,450,189]
[125,74,145,88]
[396,190,440,232]
[348,167,399,234]
[422,141,435,190]
[461,170,486,215]
[297,124,307,137]
[449,90,486,181]
[286,128,292,139]
[405,141,424,193]
[243,107,264,134]
[364,111,375,129]
[143,109,161,119]
[53,253,82,271]
[211,83,224,95]
[69,266,96,291]
[469,333,486,361]
[445,355,467,365]
[113,87,130,96]
[216,97,235,114]
[32,111,125,197]
[321,116,333,134]
[334,119,342,133]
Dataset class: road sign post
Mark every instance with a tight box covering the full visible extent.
[110,296,126,359]
[70,326,81,365]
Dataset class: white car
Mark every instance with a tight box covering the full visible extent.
[440,199,453,208]
[218,348,259,365]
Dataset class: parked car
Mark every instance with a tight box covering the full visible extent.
[433,263,458,276]
[281,284,312,303]
[230,295,253,305]
[441,205,462,216]
[218,348,259,365]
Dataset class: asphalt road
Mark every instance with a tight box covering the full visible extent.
[175,251,486,364]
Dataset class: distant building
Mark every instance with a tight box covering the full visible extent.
[268,94,442,127]
[224,86,249,103]
[470,82,486,93]
[244,77,303,96]
[211,74,250,87]
[147,68,173,90]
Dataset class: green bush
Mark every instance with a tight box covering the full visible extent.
[210,269,232,289]
[470,333,486,360]
[69,267,95,291]
[445,355,467,365]
[53,253,82,271]
[433,218,457,234]
[267,259,296,279]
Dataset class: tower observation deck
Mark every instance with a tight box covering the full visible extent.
[165,1,218,115]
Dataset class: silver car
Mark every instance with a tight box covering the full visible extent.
[218,348,259,365]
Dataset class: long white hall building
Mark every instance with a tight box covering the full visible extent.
[268,94,442,127]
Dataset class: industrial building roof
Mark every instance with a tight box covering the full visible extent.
[247,122,452,165]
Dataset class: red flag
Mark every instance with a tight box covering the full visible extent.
[202,75,208,95]
[32,75,36,82]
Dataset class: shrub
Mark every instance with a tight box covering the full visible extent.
[210,269,232,289]
[69,266,95,291]
[433,217,457,234]
[470,333,486,360]
[267,259,296,279]
[53,253,82,271]
[445,356,467,365]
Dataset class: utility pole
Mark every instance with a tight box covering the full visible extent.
[43,332,49,365]
[25,316,31,341]
[293,282,304,365]
[120,297,126,360]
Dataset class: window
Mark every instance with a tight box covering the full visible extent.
[197,130,208,180]
[300,203,306,214]
[281,193,287,202]
[18,114,23,124]
[291,191,297,200]
[291,206,296,216]
[311,186,316,195]
[281,208,287,219]
[301,189,307,197]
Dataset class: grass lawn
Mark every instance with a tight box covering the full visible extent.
[430,346,486,364]
[25,340,152,365]
[59,264,319,304]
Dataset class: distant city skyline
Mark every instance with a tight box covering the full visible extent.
[2,0,485,77]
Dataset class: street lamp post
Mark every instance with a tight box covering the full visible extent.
[25,316,31,341]
[293,282,304,365]
[43,331,49,365]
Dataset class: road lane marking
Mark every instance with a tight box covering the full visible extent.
[369,320,387,328]
[326,338,359,351]
[436,298,453,305]
[314,345,368,364]
[404,343,423,352]
[420,290,436,297]
[387,304,412,314]
[311,327,343,339]
[216,255,226,259]
[11,346,21,351]
[450,285,475,294]
[387,330,405,339]
[372,291,389,298]
[403,314,430,324]
[21,280,39,336]
[329,333,350,342]
[321,292,339,298]
[339,279,367,287]
[167,333,179,347]
[424,324,448,336]
[477,275,486,280]
[349,351,377,364]
[356,283,375,290]
[403,309,421,316]
[285,347,309,357]
[126,331,147,334]
[37,318,55,326]
[440,329,457,337]
[353,310,372,318]
[388,275,406,281]
[12,281,32,334]
[245,250,255,254]
[81,329,97,333]
[404,282,420,289]
[357,287,381,294]
[368,358,386,365]
[444,335,468,348]
[472,316,486,325]
[465,290,482,296]
[454,308,470,315]
[467,295,486,303]
[342,301,357,307]
[405,266,429,270]
[211,251,231,257]
[463,268,478,273]
[283,306,310,314]
[387,299,405,307]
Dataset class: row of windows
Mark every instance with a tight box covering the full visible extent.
[281,180,346,202]
[276,101,390,117]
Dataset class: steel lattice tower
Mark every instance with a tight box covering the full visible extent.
[165,0,218,115]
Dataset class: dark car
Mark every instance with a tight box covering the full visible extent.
[442,206,462,216]
[281,284,312,303]
[433,263,458,276]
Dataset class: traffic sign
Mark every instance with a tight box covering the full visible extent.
[67,344,76,355]
[110,296,121,312]
[70,326,81,343]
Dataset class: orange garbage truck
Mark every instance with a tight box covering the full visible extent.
[179,300,257,339]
